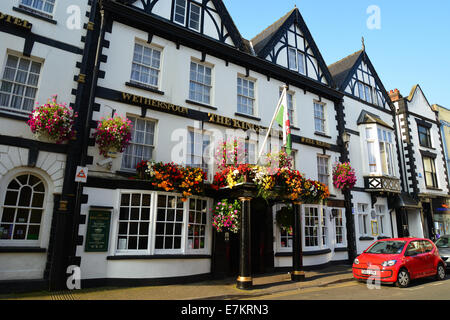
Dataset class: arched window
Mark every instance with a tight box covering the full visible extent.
[0,174,45,241]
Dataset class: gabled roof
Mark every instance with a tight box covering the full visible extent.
[250,8,334,86]
[406,84,432,106]
[117,0,247,52]
[357,110,393,129]
[328,50,362,90]
[328,50,392,105]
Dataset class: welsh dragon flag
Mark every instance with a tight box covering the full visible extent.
[275,89,292,155]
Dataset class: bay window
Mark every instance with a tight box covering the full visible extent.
[364,125,395,176]
[116,191,210,255]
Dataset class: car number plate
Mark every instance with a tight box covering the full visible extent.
[361,269,377,275]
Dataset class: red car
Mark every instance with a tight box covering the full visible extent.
[352,237,447,288]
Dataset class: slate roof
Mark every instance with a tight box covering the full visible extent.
[250,8,296,56]
[357,110,393,129]
[328,50,363,89]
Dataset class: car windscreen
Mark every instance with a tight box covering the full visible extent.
[366,241,406,254]
[436,236,450,248]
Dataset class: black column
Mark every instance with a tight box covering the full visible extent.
[291,201,305,282]
[236,197,252,289]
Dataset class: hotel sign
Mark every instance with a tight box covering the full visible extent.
[120,92,188,116]
[0,11,32,31]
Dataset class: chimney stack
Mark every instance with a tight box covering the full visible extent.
[388,89,401,102]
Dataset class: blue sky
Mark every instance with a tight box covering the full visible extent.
[225,0,450,108]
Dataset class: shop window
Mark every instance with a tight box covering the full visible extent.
[187,198,207,251]
[116,192,210,255]
[117,192,152,252]
[0,174,45,242]
[0,54,42,113]
[333,208,345,245]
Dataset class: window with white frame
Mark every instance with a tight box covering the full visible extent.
[287,47,305,74]
[121,116,156,170]
[187,129,211,174]
[357,203,370,236]
[304,206,320,248]
[0,54,41,113]
[317,155,329,186]
[117,193,152,252]
[189,61,212,105]
[188,2,201,31]
[155,194,185,252]
[279,89,294,124]
[130,43,161,89]
[375,205,387,236]
[279,227,293,249]
[0,174,45,243]
[187,198,207,251]
[245,141,257,164]
[378,128,395,176]
[237,77,255,116]
[20,0,55,17]
[116,192,210,255]
[173,0,187,25]
[333,208,345,245]
[314,102,326,133]
[365,127,377,173]
[321,207,328,247]
[358,82,373,104]
[365,126,395,176]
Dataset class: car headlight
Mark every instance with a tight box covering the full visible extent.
[381,260,397,267]
[354,258,360,265]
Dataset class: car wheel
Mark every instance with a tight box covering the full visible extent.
[396,269,410,288]
[436,263,446,281]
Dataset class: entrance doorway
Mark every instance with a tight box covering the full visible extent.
[250,199,274,274]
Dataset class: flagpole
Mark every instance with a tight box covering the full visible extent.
[256,85,288,164]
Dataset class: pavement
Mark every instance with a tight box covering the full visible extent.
[0,265,354,300]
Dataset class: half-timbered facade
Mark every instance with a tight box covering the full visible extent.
[0,0,92,291]
[68,0,357,288]
[328,49,402,254]
[390,86,450,240]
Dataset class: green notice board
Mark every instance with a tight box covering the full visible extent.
[85,210,111,252]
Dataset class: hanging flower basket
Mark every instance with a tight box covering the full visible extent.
[212,199,241,233]
[136,160,207,201]
[276,205,294,233]
[27,96,77,144]
[94,116,133,157]
[332,162,357,191]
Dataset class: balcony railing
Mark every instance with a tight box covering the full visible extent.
[364,176,401,193]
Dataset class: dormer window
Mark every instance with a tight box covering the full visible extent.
[287,47,305,75]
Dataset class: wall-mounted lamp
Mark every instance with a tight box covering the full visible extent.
[342,131,351,149]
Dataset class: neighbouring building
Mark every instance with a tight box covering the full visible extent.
[0,0,93,292]
[328,49,402,254]
[432,104,450,236]
[390,86,450,240]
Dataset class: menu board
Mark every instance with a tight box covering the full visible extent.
[85,210,111,252]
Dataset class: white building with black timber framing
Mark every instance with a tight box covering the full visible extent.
[390,86,450,240]
[0,0,94,292]
[72,0,355,288]
[328,49,402,255]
